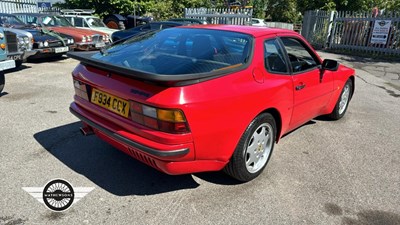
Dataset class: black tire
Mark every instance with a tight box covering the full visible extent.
[328,79,353,120]
[0,71,5,94]
[104,16,125,30]
[15,60,23,68]
[224,113,276,182]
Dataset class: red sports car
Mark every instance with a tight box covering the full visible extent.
[68,25,355,182]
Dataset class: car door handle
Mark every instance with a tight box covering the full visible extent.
[295,83,306,91]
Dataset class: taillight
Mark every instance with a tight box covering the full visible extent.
[73,79,88,100]
[130,101,190,134]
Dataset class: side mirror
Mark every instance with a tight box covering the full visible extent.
[322,59,339,71]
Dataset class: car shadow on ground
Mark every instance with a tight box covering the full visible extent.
[27,55,69,64]
[5,64,31,73]
[34,122,202,196]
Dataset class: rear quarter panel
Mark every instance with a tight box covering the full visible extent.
[149,36,293,162]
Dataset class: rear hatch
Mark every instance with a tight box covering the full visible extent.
[69,27,253,142]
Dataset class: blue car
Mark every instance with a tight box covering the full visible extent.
[111,21,187,42]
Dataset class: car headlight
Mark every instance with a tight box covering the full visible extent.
[24,37,30,43]
[70,38,74,44]
[18,37,24,45]
[44,41,49,47]
[38,42,44,48]
[87,36,92,42]
[82,36,86,43]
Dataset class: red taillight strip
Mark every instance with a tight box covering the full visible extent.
[129,101,190,134]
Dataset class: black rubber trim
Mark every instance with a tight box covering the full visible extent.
[70,107,189,157]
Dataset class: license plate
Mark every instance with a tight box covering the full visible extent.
[91,88,130,118]
[0,60,16,70]
[9,55,22,60]
[55,46,69,53]
[95,42,105,48]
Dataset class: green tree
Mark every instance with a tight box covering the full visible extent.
[266,0,300,23]
[56,0,211,20]
[252,0,266,18]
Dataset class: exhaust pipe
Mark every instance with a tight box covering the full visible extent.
[80,126,94,136]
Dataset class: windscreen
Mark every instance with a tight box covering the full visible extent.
[92,28,252,75]
[0,15,26,26]
[42,16,72,27]
[86,17,106,28]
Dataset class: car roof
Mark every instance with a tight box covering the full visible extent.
[62,15,99,18]
[150,21,188,25]
[177,25,297,37]
[14,13,55,17]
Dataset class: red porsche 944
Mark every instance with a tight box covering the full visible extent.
[68,25,355,182]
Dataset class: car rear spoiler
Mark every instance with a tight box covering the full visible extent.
[67,51,248,87]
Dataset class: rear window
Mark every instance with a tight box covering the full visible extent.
[92,28,252,75]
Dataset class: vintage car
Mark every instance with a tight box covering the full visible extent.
[103,14,153,30]
[0,28,16,93]
[68,25,355,182]
[0,13,75,59]
[1,27,36,67]
[111,21,187,42]
[15,13,109,51]
[0,13,36,67]
[60,9,118,41]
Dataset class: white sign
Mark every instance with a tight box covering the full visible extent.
[370,20,392,44]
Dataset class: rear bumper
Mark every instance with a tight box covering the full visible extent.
[70,106,189,157]
[8,50,37,61]
[75,42,107,51]
[69,102,227,175]
[30,46,75,59]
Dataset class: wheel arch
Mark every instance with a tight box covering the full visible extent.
[349,75,355,100]
[260,107,282,143]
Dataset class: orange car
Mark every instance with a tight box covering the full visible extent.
[16,13,110,51]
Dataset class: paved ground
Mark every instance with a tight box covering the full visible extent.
[319,51,400,92]
[0,53,399,225]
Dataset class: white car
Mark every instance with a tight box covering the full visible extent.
[251,18,267,27]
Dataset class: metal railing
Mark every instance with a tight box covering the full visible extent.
[0,0,38,13]
[302,10,400,55]
[184,8,253,25]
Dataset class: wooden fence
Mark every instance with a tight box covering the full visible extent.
[302,10,400,55]
[184,8,253,25]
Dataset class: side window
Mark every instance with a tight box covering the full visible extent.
[64,17,72,25]
[74,17,84,27]
[280,37,319,73]
[264,39,288,74]
[82,20,89,27]
[140,24,151,31]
